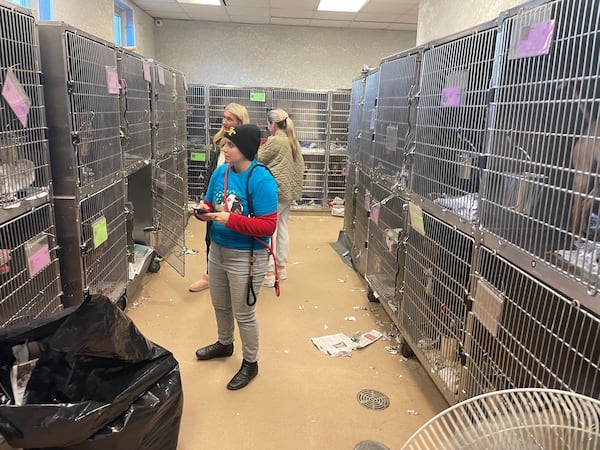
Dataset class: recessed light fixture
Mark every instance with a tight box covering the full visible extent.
[177,0,221,5]
[317,0,367,13]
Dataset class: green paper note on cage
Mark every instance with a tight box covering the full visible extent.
[250,92,266,102]
[92,216,108,249]
[191,152,206,161]
[408,203,426,236]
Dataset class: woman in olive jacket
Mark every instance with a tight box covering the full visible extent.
[257,108,305,287]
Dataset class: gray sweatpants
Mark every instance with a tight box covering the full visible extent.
[208,241,269,363]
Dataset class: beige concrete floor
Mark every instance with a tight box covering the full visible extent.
[125,212,448,450]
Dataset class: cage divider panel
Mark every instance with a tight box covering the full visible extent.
[0,4,51,221]
[152,155,186,276]
[351,168,372,276]
[411,23,498,224]
[328,90,351,150]
[401,208,474,404]
[365,182,407,318]
[37,24,122,198]
[479,0,600,314]
[207,86,273,141]
[461,245,600,401]
[186,84,208,201]
[152,62,178,159]
[373,53,419,192]
[117,49,152,175]
[326,149,348,201]
[343,163,357,240]
[347,78,366,164]
[358,72,380,171]
[174,71,188,150]
[0,203,62,328]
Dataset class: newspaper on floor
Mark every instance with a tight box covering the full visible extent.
[311,329,383,357]
[10,358,38,405]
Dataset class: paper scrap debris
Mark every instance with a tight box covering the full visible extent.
[311,329,383,357]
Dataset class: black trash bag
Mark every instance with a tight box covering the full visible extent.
[54,366,183,450]
[0,294,180,449]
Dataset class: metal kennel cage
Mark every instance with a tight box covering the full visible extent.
[411,21,499,225]
[38,23,122,198]
[350,167,372,276]
[373,49,420,193]
[298,148,326,208]
[343,162,357,242]
[326,148,348,204]
[151,61,178,159]
[0,203,62,328]
[357,71,380,172]
[462,245,600,401]
[402,388,600,449]
[117,48,152,175]
[186,84,208,202]
[347,77,366,164]
[479,0,600,315]
[0,1,51,222]
[328,90,351,152]
[401,205,474,404]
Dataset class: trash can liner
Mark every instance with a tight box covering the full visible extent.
[0,295,181,449]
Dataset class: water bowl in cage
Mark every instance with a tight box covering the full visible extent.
[502,172,545,214]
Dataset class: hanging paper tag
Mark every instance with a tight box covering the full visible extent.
[370,204,380,224]
[92,216,109,249]
[250,92,266,102]
[105,66,120,94]
[441,87,462,107]
[142,60,151,82]
[191,151,206,162]
[2,69,31,127]
[25,234,51,278]
[409,203,426,236]
[369,109,376,131]
[364,190,371,210]
[341,166,348,176]
[158,66,165,86]
[385,124,398,151]
[515,20,555,59]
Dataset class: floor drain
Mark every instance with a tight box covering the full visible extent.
[357,389,390,410]
[354,440,390,450]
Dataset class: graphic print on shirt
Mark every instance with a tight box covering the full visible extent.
[215,189,244,215]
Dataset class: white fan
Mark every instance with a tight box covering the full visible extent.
[402,388,600,449]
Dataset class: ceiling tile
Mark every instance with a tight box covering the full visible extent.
[223,0,269,5]
[349,21,387,29]
[225,6,269,16]
[271,17,311,26]
[270,7,315,18]
[228,15,270,24]
[310,19,352,28]
[270,0,318,9]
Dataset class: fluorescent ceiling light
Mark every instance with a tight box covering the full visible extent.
[177,0,221,5]
[317,0,367,13]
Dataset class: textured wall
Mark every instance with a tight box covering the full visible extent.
[154,20,416,90]
[416,0,526,45]
[132,2,155,58]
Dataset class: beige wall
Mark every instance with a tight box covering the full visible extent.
[154,20,416,90]
[416,0,527,45]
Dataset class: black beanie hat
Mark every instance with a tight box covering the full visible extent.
[223,124,261,161]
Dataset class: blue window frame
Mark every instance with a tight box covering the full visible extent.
[114,0,136,48]
[8,0,52,19]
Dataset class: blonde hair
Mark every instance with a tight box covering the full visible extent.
[267,108,301,161]
[213,103,250,145]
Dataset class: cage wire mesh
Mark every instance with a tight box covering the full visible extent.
[80,179,127,303]
[401,207,473,402]
[462,245,600,400]
[357,72,379,171]
[174,71,187,150]
[65,30,122,191]
[402,388,600,450]
[117,49,152,173]
[373,52,419,192]
[351,168,372,276]
[411,24,498,223]
[152,62,177,159]
[480,0,600,312]
[347,78,365,164]
[365,182,407,318]
[153,154,186,276]
[0,203,62,328]
[326,149,348,203]
[0,4,50,217]
[329,90,351,151]
[186,84,208,201]
[343,162,357,240]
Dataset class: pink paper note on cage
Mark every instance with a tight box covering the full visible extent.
[105,66,120,94]
[27,243,51,278]
[515,20,555,59]
[341,166,348,176]
[2,70,31,127]
[370,204,380,224]
[441,87,462,107]
[142,61,151,81]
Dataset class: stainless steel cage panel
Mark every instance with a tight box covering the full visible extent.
[373,52,419,193]
[151,61,177,158]
[187,84,208,201]
[357,71,379,171]
[401,208,474,404]
[365,182,407,320]
[296,148,326,208]
[327,90,351,151]
[479,0,600,312]
[0,3,51,222]
[351,167,372,276]
[116,49,152,175]
[208,86,272,140]
[272,89,329,150]
[54,179,127,306]
[411,24,498,224]
[343,162,357,239]
[462,246,600,401]
[326,149,347,202]
[347,78,365,163]
[0,203,62,328]
[152,154,186,276]
[174,71,187,150]
[38,23,122,198]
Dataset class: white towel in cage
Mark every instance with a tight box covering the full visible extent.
[433,193,478,221]
[0,159,36,203]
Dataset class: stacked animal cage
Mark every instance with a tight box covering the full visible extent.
[326,90,350,205]
[38,23,127,307]
[0,0,62,328]
[186,84,208,202]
